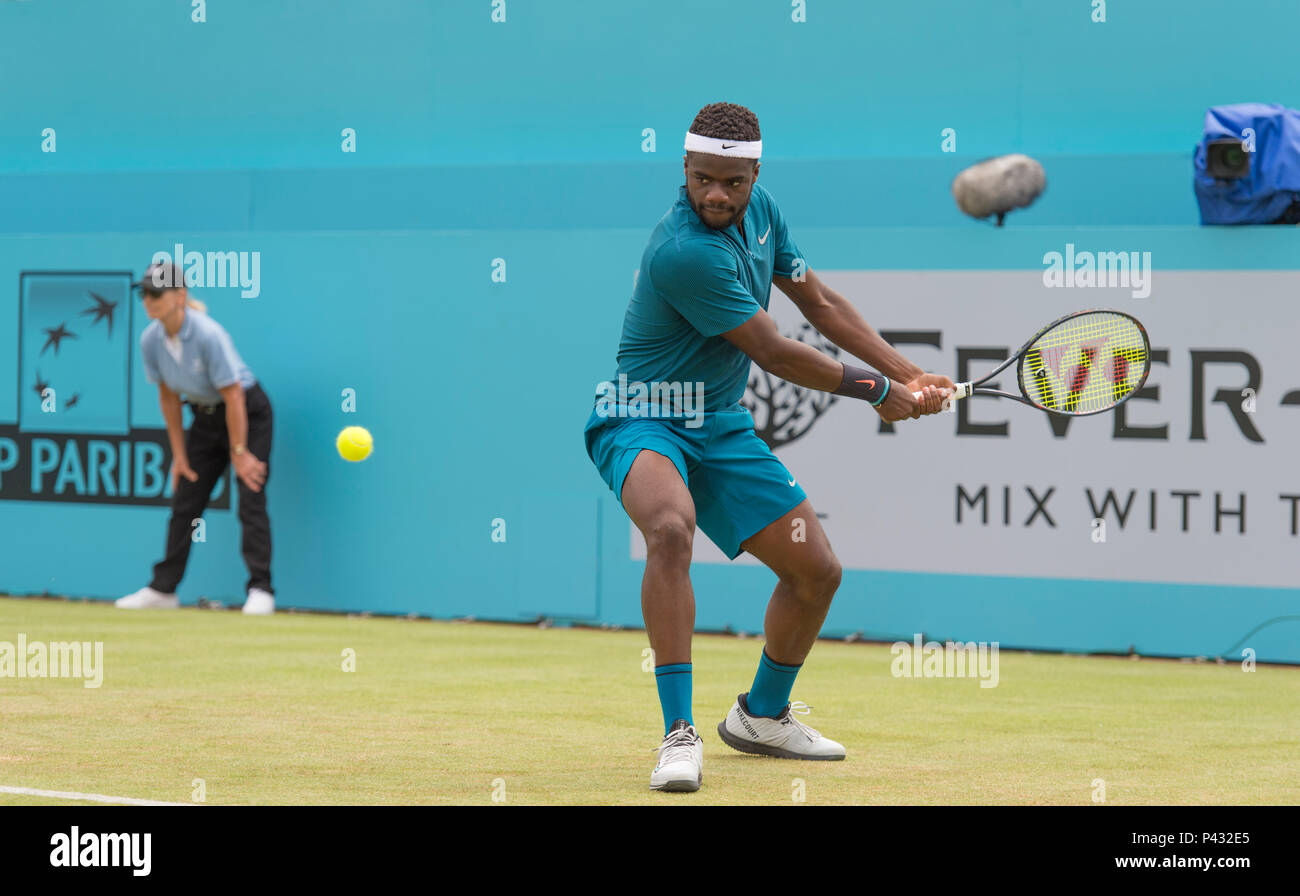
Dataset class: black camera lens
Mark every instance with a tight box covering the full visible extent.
[1206,138,1250,179]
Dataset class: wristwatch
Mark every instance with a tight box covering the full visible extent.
[232,443,248,457]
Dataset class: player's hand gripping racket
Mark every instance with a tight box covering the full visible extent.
[914,309,1151,416]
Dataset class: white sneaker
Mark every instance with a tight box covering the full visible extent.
[242,588,275,616]
[114,587,179,610]
[650,719,704,792]
[717,693,846,760]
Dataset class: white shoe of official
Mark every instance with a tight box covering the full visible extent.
[114,587,179,610]
[717,693,846,760]
[650,719,704,792]
[242,588,275,616]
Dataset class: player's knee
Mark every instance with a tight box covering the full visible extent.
[790,554,841,604]
[812,555,842,600]
[823,556,843,597]
[643,516,694,565]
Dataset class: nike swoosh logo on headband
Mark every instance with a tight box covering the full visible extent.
[721,143,737,149]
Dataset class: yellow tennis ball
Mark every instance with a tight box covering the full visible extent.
[336,426,373,462]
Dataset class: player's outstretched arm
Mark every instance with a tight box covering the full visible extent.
[722,308,947,422]
[774,269,954,392]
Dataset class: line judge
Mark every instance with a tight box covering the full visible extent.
[116,261,276,615]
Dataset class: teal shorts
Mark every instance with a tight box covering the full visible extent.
[583,404,808,560]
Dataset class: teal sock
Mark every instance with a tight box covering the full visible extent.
[654,663,693,735]
[747,649,802,718]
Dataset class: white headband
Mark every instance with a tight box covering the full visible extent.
[684,131,762,159]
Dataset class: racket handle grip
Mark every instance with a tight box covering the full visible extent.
[912,382,971,402]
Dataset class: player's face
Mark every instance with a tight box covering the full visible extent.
[141,288,184,319]
[684,154,759,230]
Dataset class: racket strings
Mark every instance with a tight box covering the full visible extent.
[1019,312,1149,414]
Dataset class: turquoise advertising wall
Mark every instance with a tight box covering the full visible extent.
[1,0,1296,661]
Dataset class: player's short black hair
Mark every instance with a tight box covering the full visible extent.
[688,102,761,143]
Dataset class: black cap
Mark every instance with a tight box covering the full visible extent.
[132,261,187,294]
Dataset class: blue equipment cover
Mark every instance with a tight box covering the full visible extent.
[1193,103,1300,224]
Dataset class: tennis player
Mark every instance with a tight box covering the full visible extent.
[583,103,954,791]
[115,261,276,615]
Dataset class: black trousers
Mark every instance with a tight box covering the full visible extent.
[149,382,274,596]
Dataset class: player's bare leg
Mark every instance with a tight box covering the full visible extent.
[741,498,841,666]
[716,498,847,759]
[620,448,704,789]
[621,449,696,667]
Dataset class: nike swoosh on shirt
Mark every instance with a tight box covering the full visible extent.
[787,477,797,486]
[757,227,771,245]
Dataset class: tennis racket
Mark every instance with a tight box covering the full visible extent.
[914,309,1152,416]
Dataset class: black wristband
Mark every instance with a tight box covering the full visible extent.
[833,364,891,405]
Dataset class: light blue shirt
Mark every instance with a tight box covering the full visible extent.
[140,308,255,405]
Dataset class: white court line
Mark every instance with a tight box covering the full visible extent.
[0,785,197,807]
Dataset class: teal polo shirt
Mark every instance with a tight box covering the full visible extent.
[609,182,806,414]
[140,308,255,405]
